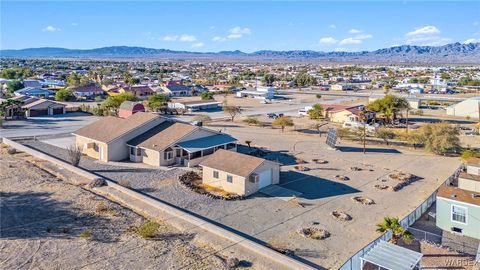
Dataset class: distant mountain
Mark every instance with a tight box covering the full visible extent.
[1,42,479,63]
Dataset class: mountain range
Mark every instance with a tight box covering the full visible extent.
[1,42,479,64]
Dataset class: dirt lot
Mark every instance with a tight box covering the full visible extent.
[0,148,252,270]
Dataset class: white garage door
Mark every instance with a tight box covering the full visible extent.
[258,168,273,189]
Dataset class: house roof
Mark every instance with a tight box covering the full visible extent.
[22,99,65,109]
[122,85,153,94]
[15,87,53,94]
[119,101,144,111]
[73,112,159,143]
[164,85,191,92]
[437,185,480,206]
[466,157,480,167]
[322,104,358,113]
[127,121,197,151]
[362,240,422,270]
[200,149,269,178]
[459,172,480,182]
[71,86,104,93]
[178,100,221,106]
[177,134,236,153]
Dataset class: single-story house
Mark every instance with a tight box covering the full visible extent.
[199,149,280,196]
[23,80,43,88]
[71,86,105,97]
[73,112,237,167]
[161,85,193,96]
[120,85,154,98]
[236,87,275,100]
[22,99,66,117]
[322,104,374,123]
[446,97,480,119]
[118,101,145,118]
[168,100,221,112]
[14,87,54,98]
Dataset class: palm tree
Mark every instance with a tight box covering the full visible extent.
[376,217,413,245]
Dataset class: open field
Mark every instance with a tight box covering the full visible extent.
[20,119,460,269]
[0,147,265,270]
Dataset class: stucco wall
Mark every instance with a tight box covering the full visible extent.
[76,136,105,160]
[466,165,480,175]
[436,198,480,239]
[141,148,160,166]
[458,177,480,193]
[202,166,247,195]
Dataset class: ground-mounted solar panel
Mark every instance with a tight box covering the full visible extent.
[326,128,337,149]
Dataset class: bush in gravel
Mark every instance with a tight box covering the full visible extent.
[67,145,82,166]
[7,147,16,155]
[119,179,131,188]
[79,230,92,238]
[88,178,107,188]
[137,220,160,239]
[96,201,108,213]
[226,257,240,269]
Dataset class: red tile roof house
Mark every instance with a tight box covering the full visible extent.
[118,101,145,118]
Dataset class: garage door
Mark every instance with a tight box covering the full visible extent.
[52,107,64,115]
[258,168,273,189]
[29,109,48,117]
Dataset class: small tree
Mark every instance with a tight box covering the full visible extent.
[192,114,211,123]
[376,217,413,244]
[272,116,294,132]
[245,140,252,148]
[243,117,260,126]
[460,149,480,162]
[375,127,395,145]
[67,145,82,167]
[406,132,423,149]
[263,73,276,86]
[223,105,242,122]
[308,104,324,120]
[55,88,76,101]
[146,93,169,112]
[200,91,214,100]
[418,123,460,155]
[6,80,24,93]
[315,94,322,100]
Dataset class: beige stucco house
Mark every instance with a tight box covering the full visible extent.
[73,112,237,166]
[199,149,280,196]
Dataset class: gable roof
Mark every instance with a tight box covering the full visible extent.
[164,85,191,92]
[73,112,160,143]
[200,149,268,178]
[119,101,145,111]
[22,99,65,109]
[127,121,198,151]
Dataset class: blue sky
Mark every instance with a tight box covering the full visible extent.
[1,1,480,52]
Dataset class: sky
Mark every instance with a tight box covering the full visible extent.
[1,1,480,52]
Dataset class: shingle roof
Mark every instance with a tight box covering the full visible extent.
[466,157,480,167]
[73,112,160,143]
[22,99,65,109]
[119,101,144,111]
[200,149,267,178]
[437,185,480,206]
[127,121,197,151]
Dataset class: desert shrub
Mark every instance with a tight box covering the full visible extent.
[7,147,16,155]
[137,220,160,239]
[67,145,82,166]
[96,201,108,213]
[243,117,260,126]
[88,178,106,188]
[418,123,460,155]
[79,230,92,238]
[226,257,240,269]
[118,179,131,188]
[460,149,480,162]
[411,109,423,116]
[375,127,395,145]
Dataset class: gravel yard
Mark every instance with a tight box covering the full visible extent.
[0,147,249,270]
[19,120,461,269]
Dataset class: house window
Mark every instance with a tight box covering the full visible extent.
[164,151,173,160]
[213,171,219,179]
[451,205,467,224]
[227,175,233,183]
[452,227,463,233]
[249,174,258,183]
[130,147,141,156]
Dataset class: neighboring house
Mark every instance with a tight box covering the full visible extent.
[120,85,154,98]
[436,158,480,239]
[161,85,192,96]
[446,97,480,119]
[322,104,374,123]
[118,101,145,118]
[41,79,66,88]
[73,112,237,167]
[331,84,353,91]
[236,87,275,100]
[71,86,105,97]
[190,84,209,95]
[22,99,66,117]
[168,100,221,112]
[406,97,421,109]
[14,87,54,98]
[408,87,424,94]
[23,80,43,88]
[199,149,280,196]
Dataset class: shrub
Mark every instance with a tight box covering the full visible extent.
[375,128,395,145]
[137,220,160,239]
[79,230,92,238]
[119,179,131,188]
[226,257,240,269]
[88,178,107,188]
[96,201,108,213]
[67,145,82,166]
[243,117,260,126]
[7,147,16,155]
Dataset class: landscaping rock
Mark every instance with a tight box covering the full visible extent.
[335,175,350,181]
[297,227,330,240]
[7,147,16,155]
[351,196,375,205]
[226,257,240,269]
[331,211,352,221]
[88,178,107,188]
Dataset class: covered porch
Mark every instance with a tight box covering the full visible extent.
[361,240,422,270]
[175,134,237,167]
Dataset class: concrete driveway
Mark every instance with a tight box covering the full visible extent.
[41,136,76,149]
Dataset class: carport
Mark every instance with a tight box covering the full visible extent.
[360,240,422,270]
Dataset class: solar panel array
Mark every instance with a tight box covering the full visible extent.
[326,128,337,148]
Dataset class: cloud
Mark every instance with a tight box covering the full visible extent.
[329,24,336,29]
[212,26,251,42]
[406,26,440,36]
[474,21,480,26]
[162,34,197,42]
[191,42,204,48]
[42,26,60,32]
[404,26,450,46]
[339,38,362,45]
[334,47,359,52]
[354,34,373,40]
[349,28,362,34]
[209,26,216,30]
[464,38,480,44]
[319,37,338,45]
[71,23,78,26]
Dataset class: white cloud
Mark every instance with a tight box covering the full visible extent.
[227,33,243,39]
[354,34,373,40]
[212,36,227,42]
[334,47,359,52]
[213,26,251,42]
[229,26,251,35]
[162,35,178,41]
[339,38,362,45]
[404,26,450,46]
[179,35,197,42]
[71,23,78,26]
[329,24,336,29]
[319,37,338,45]
[191,42,204,48]
[473,21,479,26]
[349,28,362,34]
[464,38,480,44]
[209,26,216,30]
[406,26,440,36]
[42,26,60,32]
